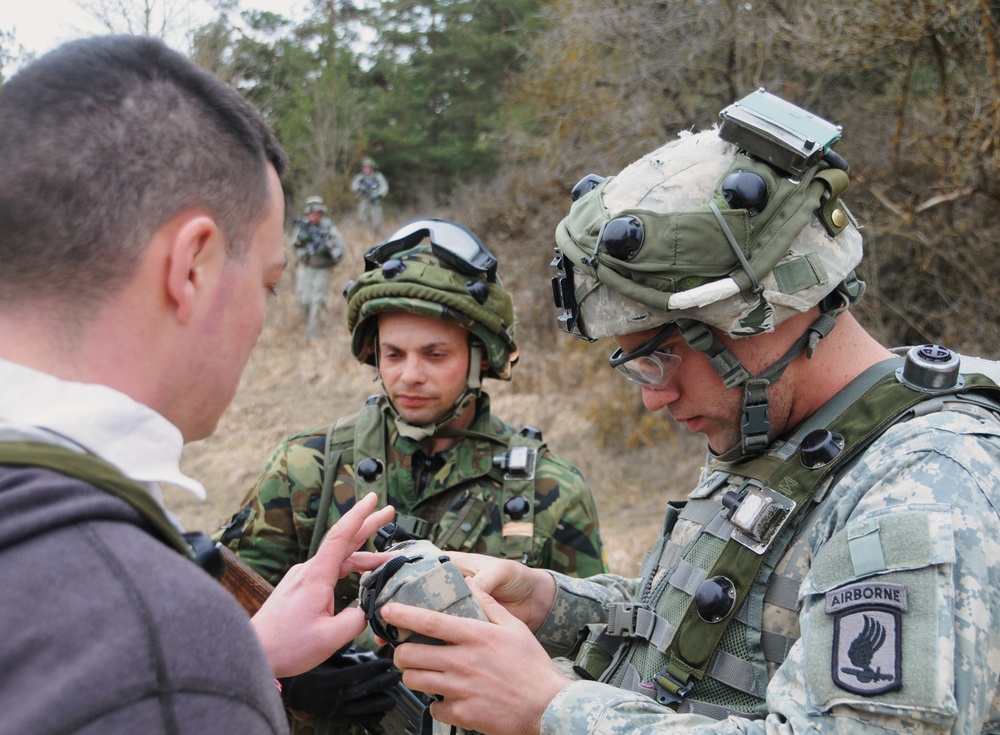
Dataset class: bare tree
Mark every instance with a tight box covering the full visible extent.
[74,0,207,39]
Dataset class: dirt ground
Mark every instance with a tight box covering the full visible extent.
[171,218,706,576]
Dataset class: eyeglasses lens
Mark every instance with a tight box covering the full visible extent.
[608,323,680,388]
[614,352,681,388]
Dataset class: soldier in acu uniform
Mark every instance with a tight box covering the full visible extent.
[351,157,389,232]
[380,94,1000,735]
[219,218,607,734]
[292,196,346,341]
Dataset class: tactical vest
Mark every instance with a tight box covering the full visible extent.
[572,358,1000,720]
[0,442,222,577]
[307,396,547,565]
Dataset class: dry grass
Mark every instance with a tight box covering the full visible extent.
[169,215,705,576]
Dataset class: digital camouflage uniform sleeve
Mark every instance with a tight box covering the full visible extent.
[326,222,346,260]
[537,409,1000,733]
[535,571,640,657]
[291,224,307,256]
[216,426,330,586]
[530,449,608,577]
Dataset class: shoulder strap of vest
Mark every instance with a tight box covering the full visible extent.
[308,417,347,560]
[307,400,388,560]
[351,398,390,506]
[440,425,548,562]
[498,429,547,563]
[658,360,1000,700]
[0,441,196,562]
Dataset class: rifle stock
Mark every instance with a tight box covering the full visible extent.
[217,545,428,735]
[218,544,273,615]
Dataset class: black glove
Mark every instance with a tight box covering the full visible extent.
[279,645,401,728]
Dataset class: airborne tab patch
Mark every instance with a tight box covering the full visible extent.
[826,581,906,695]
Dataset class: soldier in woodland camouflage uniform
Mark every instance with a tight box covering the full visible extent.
[380,97,1000,734]
[219,218,606,734]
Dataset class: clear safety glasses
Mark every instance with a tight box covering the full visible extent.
[608,323,682,388]
[364,218,498,282]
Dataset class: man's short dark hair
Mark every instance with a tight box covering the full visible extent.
[0,35,288,311]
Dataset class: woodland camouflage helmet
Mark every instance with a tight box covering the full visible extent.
[552,91,865,458]
[303,195,327,214]
[345,218,518,381]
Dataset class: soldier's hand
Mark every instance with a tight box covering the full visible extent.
[280,646,401,728]
[385,579,568,735]
[448,552,556,633]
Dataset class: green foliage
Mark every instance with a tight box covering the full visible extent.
[191,5,371,210]
[183,0,1000,373]
[494,0,1000,354]
[359,0,545,201]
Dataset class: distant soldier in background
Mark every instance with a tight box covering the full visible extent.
[292,196,346,340]
[350,157,389,232]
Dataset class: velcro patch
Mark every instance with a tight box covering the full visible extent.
[826,581,906,696]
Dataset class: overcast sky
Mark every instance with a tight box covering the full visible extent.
[3,0,308,74]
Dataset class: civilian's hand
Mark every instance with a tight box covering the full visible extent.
[252,492,395,677]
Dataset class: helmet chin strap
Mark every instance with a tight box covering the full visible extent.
[388,343,484,442]
[677,291,848,463]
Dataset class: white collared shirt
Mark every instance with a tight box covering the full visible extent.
[0,358,206,504]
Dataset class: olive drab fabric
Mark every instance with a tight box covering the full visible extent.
[567,365,1000,720]
[317,397,549,564]
[218,394,606,735]
[536,96,1000,732]
[0,442,196,562]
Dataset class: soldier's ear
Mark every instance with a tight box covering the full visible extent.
[163,213,223,324]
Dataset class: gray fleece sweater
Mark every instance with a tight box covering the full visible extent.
[0,465,288,735]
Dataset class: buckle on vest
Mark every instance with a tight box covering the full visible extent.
[493,446,537,481]
[607,602,640,637]
[722,482,796,555]
[653,668,694,706]
[394,514,432,539]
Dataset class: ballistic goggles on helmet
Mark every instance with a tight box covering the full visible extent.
[365,219,498,282]
[608,322,682,388]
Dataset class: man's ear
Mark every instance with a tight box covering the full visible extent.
[164,214,222,323]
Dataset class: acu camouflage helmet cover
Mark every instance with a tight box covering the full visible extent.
[553,124,864,341]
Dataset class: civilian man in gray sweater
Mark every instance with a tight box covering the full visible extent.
[0,35,394,734]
